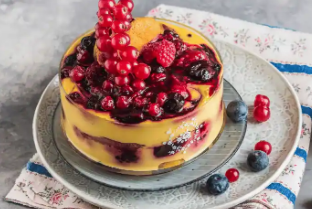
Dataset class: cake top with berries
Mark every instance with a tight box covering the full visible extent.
[60,0,223,124]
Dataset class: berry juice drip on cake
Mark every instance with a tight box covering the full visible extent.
[60,0,222,124]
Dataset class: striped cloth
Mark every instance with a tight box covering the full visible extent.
[6,5,311,209]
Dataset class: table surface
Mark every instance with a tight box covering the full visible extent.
[1,0,311,208]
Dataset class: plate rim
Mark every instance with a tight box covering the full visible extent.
[33,40,302,209]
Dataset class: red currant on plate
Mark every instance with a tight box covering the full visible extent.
[116,96,130,109]
[116,60,132,76]
[111,33,130,50]
[98,14,114,27]
[133,63,151,80]
[120,46,139,61]
[132,79,146,91]
[101,96,115,110]
[225,168,239,183]
[254,94,270,107]
[113,3,129,20]
[111,20,130,33]
[115,76,130,86]
[119,0,134,12]
[253,106,270,122]
[98,0,115,11]
[104,58,118,74]
[255,140,272,155]
[69,66,85,82]
[148,103,162,117]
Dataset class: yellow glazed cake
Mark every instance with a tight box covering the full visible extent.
[59,17,224,175]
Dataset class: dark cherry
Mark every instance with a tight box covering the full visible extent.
[76,48,93,65]
[63,54,76,67]
[121,85,134,96]
[163,93,185,113]
[68,92,85,105]
[61,66,73,79]
[116,96,130,109]
[186,60,215,82]
[80,36,96,52]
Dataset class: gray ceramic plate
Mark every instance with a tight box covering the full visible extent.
[33,40,301,209]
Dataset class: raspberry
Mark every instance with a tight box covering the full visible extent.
[153,39,176,67]
[141,43,157,63]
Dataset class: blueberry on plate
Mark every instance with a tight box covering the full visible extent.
[247,150,269,172]
[226,100,248,122]
[206,174,229,195]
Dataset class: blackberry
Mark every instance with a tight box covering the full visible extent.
[80,36,96,52]
[163,93,185,113]
[186,60,215,82]
[64,54,76,67]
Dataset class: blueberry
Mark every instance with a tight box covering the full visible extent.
[206,174,229,195]
[186,60,215,82]
[163,93,185,113]
[247,150,269,172]
[80,36,96,52]
[64,54,76,67]
[226,100,248,122]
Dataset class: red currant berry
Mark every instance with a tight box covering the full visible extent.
[111,33,130,50]
[96,35,113,52]
[254,94,270,107]
[97,8,111,17]
[253,106,270,122]
[132,79,146,91]
[112,51,119,58]
[115,76,130,86]
[133,97,148,108]
[112,4,129,20]
[255,140,272,155]
[116,96,130,109]
[125,13,132,21]
[120,46,139,61]
[95,23,100,31]
[225,168,240,183]
[133,63,151,80]
[98,0,115,11]
[148,103,161,117]
[104,58,118,74]
[132,60,139,67]
[111,20,129,33]
[95,27,111,38]
[98,14,113,27]
[116,60,132,76]
[119,0,134,12]
[70,66,85,82]
[102,80,114,91]
[156,92,168,106]
[101,96,115,110]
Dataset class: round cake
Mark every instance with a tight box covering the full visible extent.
[59,16,224,175]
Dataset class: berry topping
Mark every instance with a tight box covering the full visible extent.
[254,94,270,107]
[174,40,187,56]
[111,33,130,50]
[132,79,146,91]
[225,168,240,183]
[254,141,272,155]
[156,92,168,106]
[116,60,132,76]
[76,47,93,65]
[148,103,162,117]
[80,36,96,52]
[111,20,130,33]
[102,80,114,91]
[97,8,111,17]
[226,100,248,122]
[162,29,180,42]
[86,96,101,110]
[206,174,229,195]
[150,73,167,83]
[253,106,270,122]
[186,60,215,82]
[64,54,76,67]
[98,14,114,27]
[115,76,130,86]
[96,35,113,52]
[133,96,148,108]
[141,42,157,63]
[98,0,115,11]
[113,3,129,20]
[133,63,151,80]
[70,66,85,82]
[61,66,73,79]
[247,150,269,172]
[153,39,176,67]
[163,93,185,113]
[171,85,189,99]
[119,0,134,12]
[179,48,208,67]
[85,62,106,86]
[151,65,165,74]
[68,92,85,105]
[101,96,115,110]
[104,58,118,74]
[120,46,139,61]
[121,85,134,96]
[116,96,130,109]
